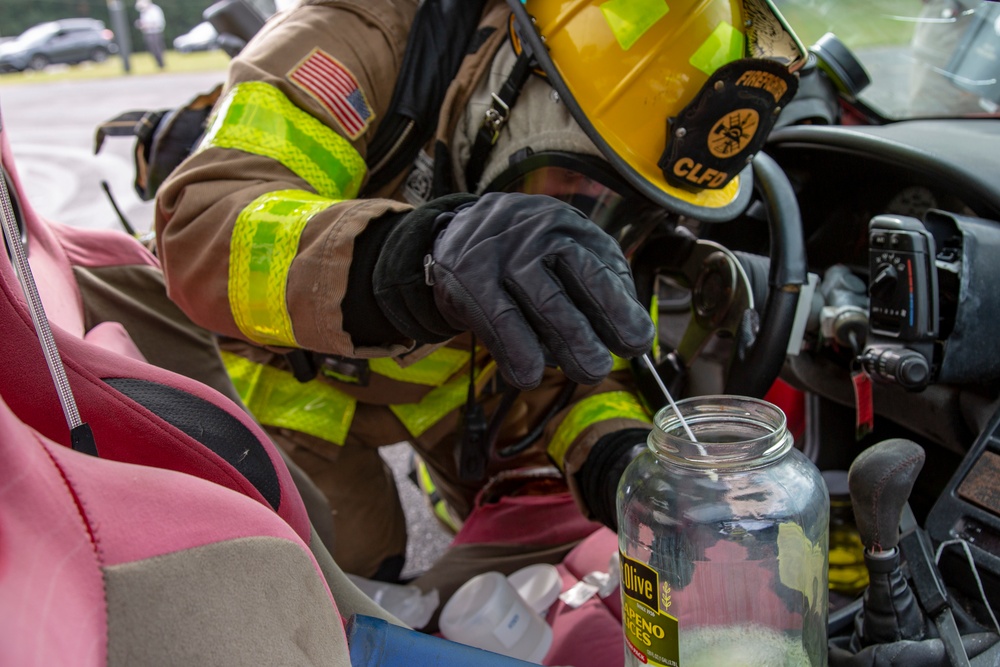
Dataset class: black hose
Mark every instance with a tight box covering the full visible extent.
[733,250,771,311]
[494,380,578,459]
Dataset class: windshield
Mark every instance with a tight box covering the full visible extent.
[775,0,1000,119]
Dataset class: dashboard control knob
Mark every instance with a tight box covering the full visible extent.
[870,264,898,299]
[863,346,931,391]
[896,354,930,388]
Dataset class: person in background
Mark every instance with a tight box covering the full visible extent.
[135,0,166,70]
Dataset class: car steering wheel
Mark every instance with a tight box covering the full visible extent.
[631,152,807,402]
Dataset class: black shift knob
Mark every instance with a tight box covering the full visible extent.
[848,439,925,554]
[849,439,928,647]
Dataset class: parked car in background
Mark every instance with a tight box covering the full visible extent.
[0,18,117,73]
[172,22,219,53]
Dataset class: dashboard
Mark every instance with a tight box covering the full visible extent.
[695,118,1000,460]
[708,120,1000,270]
[769,121,1000,273]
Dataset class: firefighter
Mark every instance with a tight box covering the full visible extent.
[153,0,806,599]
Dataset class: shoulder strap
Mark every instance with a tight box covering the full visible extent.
[362,0,491,195]
[464,46,535,192]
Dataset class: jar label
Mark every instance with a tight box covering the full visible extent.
[620,551,680,666]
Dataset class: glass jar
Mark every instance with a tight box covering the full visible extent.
[617,396,829,667]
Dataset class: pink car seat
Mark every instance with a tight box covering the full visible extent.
[0,117,350,665]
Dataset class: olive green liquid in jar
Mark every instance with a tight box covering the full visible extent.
[617,396,829,667]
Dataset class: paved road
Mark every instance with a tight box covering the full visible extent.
[1,70,451,579]
[2,71,226,234]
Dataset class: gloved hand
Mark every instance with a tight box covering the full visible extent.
[576,427,650,531]
[374,193,655,390]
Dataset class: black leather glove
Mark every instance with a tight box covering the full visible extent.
[374,193,655,390]
[576,427,650,531]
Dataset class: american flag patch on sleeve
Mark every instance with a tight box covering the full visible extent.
[288,48,374,139]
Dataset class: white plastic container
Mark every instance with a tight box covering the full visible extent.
[507,563,562,617]
[345,574,439,630]
[439,571,553,663]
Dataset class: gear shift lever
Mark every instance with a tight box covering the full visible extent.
[848,438,926,645]
[848,439,973,666]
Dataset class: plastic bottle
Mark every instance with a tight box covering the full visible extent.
[346,574,440,630]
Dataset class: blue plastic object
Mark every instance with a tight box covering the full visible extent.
[346,614,541,666]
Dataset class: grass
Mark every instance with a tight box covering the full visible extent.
[0,3,926,85]
[0,49,230,85]
[776,0,925,50]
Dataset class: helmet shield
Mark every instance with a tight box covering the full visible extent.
[509,0,807,221]
[485,151,669,257]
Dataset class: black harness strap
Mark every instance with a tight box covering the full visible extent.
[363,0,490,195]
[464,47,535,192]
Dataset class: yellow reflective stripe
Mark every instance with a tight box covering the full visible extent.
[611,353,630,371]
[600,0,669,51]
[370,347,471,386]
[690,21,745,76]
[201,81,366,199]
[416,458,437,495]
[611,296,659,370]
[229,189,332,347]
[389,377,468,438]
[415,459,461,532]
[651,293,660,359]
[432,497,460,532]
[547,391,652,470]
[221,350,355,446]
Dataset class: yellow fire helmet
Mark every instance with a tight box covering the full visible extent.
[508,0,807,222]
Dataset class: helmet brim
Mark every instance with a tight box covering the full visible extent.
[508,0,806,222]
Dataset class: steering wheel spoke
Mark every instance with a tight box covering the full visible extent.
[633,152,806,401]
[669,240,756,385]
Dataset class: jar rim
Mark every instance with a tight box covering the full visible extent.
[650,394,791,469]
